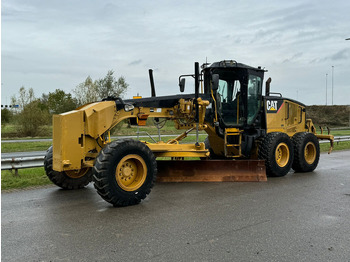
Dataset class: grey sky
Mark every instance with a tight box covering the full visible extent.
[2,0,350,105]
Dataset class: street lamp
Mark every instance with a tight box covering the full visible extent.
[326,73,328,105]
[332,66,334,105]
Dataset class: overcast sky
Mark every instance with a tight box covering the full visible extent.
[1,0,350,106]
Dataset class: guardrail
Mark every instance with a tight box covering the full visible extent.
[1,156,45,175]
[2,136,350,173]
[319,136,350,143]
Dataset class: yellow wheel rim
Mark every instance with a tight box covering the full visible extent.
[116,154,147,192]
[65,168,89,179]
[304,142,316,164]
[275,142,290,168]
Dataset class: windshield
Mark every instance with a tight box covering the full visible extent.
[205,69,262,127]
[216,77,244,125]
[247,75,262,124]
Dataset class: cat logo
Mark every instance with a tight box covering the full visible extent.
[267,100,278,111]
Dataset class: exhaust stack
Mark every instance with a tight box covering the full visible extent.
[265,77,271,96]
[149,69,156,97]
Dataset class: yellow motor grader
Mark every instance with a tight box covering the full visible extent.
[44,60,334,206]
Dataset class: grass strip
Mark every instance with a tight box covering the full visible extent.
[1,141,52,153]
[1,168,51,191]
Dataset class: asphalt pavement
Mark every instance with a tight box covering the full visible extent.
[2,151,350,262]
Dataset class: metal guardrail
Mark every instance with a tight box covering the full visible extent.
[1,156,45,175]
[2,136,350,172]
[1,156,45,170]
[319,136,350,143]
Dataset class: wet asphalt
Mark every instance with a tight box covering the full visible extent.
[2,151,350,262]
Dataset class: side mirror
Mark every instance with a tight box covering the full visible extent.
[179,78,186,93]
[211,74,219,91]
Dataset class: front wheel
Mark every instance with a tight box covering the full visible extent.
[258,132,294,177]
[292,132,320,172]
[44,146,92,189]
[93,139,157,207]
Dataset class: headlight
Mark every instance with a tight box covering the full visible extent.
[124,104,134,112]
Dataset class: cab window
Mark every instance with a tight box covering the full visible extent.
[247,75,262,124]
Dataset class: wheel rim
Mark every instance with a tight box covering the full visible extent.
[65,168,89,179]
[304,142,316,164]
[116,154,147,192]
[275,142,290,168]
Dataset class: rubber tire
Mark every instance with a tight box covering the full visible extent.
[93,139,157,207]
[258,132,294,177]
[292,132,320,172]
[200,137,211,160]
[44,146,92,189]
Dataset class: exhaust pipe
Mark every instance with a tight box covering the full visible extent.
[149,69,156,97]
[265,77,271,96]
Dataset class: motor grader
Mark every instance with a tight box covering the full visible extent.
[44,60,334,206]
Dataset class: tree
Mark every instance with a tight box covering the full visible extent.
[95,70,128,99]
[1,108,13,126]
[11,86,35,109]
[46,89,77,114]
[11,86,51,137]
[16,100,51,136]
[73,76,99,106]
[73,71,128,106]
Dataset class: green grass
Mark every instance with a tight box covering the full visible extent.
[1,124,18,135]
[1,168,51,190]
[326,129,350,136]
[1,141,52,153]
[320,140,350,152]
[1,124,52,139]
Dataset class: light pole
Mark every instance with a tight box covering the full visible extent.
[326,73,328,105]
[332,66,334,105]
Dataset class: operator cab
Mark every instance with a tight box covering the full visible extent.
[203,60,265,129]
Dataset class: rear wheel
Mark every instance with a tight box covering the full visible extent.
[93,139,157,207]
[258,132,294,177]
[292,132,320,172]
[44,146,92,189]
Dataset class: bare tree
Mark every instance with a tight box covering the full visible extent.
[73,71,128,106]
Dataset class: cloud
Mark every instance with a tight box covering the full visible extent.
[2,0,350,105]
[330,49,348,61]
[128,60,142,66]
[282,52,303,63]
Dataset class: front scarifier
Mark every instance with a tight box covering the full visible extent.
[46,60,334,207]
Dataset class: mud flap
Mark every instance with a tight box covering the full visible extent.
[156,160,267,182]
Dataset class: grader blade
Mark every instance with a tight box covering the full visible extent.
[156,160,267,182]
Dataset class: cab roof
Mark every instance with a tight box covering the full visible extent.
[206,60,265,72]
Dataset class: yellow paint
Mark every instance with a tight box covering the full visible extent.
[53,97,211,172]
[115,154,147,191]
[266,100,306,136]
[275,142,289,167]
[304,142,316,164]
[52,92,334,173]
